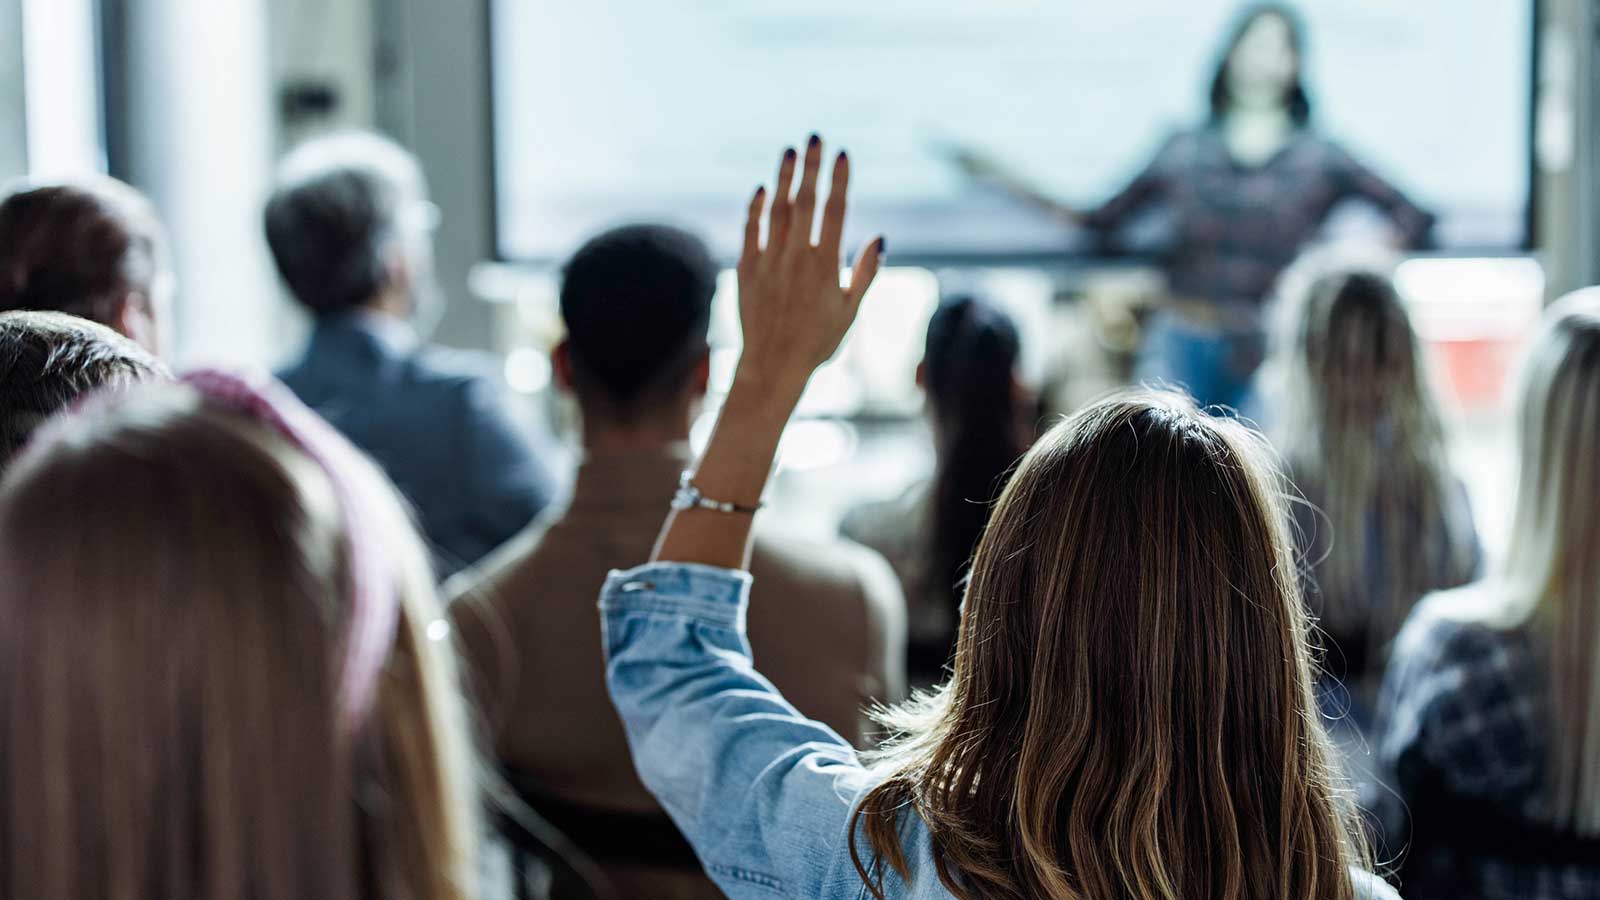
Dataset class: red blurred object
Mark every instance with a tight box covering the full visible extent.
[1428,336,1527,411]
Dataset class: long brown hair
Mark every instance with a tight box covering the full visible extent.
[1267,270,1478,674]
[850,391,1367,900]
[0,381,478,899]
[1499,289,1600,833]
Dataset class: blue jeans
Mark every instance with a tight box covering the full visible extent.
[1134,309,1266,416]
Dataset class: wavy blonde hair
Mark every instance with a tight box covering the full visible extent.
[0,383,479,899]
[849,391,1368,900]
[1266,270,1478,674]
[1498,289,1600,834]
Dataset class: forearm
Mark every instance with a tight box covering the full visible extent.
[651,367,807,570]
[600,563,866,898]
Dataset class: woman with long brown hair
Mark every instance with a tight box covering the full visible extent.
[1375,290,1600,898]
[842,294,1032,685]
[0,371,479,900]
[599,136,1395,899]
[1263,269,1481,713]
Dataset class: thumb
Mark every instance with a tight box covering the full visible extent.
[845,236,886,308]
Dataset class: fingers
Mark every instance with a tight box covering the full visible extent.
[740,185,766,268]
[790,134,824,250]
[768,147,798,249]
[846,236,886,308]
[817,150,849,260]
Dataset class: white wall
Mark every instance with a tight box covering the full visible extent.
[1537,0,1589,297]
[263,0,498,353]
[268,0,377,145]
[373,0,499,352]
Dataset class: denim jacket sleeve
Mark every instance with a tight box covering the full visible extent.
[599,561,882,899]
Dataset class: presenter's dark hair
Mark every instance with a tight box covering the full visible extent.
[1208,3,1313,127]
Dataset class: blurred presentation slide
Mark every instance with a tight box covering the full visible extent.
[492,0,1531,261]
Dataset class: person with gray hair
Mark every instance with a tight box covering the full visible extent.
[268,132,555,577]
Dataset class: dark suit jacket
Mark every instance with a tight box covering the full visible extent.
[278,312,555,577]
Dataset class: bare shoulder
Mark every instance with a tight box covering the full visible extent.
[753,529,901,610]
[442,511,559,609]
[839,481,928,549]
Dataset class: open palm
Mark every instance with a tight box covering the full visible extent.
[735,135,884,388]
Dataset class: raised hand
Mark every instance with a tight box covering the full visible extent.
[735,134,884,394]
[650,135,886,570]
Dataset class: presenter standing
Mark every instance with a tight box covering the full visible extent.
[953,4,1434,410]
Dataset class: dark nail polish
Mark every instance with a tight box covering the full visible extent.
[837,150,848,163]
[755,185,765,196]
[876,237,887,254]
[808,133,821,148]
[783,148,797,161]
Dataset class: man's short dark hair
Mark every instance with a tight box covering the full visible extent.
[0,177,167,323]
[0,310,169,469]
[264,133,425,317]
[559,224,718,416]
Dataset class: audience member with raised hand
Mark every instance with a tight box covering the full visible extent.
[0,371,479,900]
[600,137,1397,899]
[0,176,172,354]
[268,132,557,578]
[0,310,169,470]
[843,294,1031,686]
[1374,290,1600,899]
[447,219,904,899]
[1262,270,1481,718]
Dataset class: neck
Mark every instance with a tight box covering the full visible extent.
[365,288,411,321]
[581,407,695,457]
[1224,95,1292,123]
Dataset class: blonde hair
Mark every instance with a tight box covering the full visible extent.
[0,381,479,899]
[1499,289,1600,834]
[850,391,1368,900]
[1265,269,1477,671]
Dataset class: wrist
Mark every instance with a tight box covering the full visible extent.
[727,360,811,413]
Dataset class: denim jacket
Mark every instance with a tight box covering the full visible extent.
[600,561,1402,900]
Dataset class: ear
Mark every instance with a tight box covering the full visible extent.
[688,347,711,398]
[385,244,412,297]
[111,291,160,355]
[552,339,576,393]
[915,360,928,389]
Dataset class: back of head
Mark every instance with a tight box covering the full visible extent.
[0,380,477,900]
[1505,289,1600,833]
[855,392,1362,900]
[0,176,168,325]
[921,295,1027,651]
[1271,269,1471,643]
[559,223,717,421]
[265,132,428,317]
[0,310,168,469]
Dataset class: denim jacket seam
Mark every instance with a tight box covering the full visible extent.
[706,862,787,895]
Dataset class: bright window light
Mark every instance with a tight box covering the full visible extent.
[21,0,104,175]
